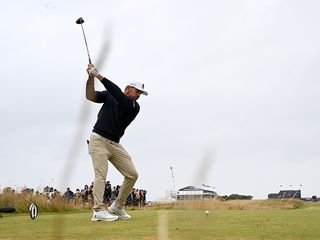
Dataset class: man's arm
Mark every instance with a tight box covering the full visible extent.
[86,75,96,102]
[88,68,137,110]
[86,64,107,103]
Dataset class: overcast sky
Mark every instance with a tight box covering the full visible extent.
[1,0,320,201]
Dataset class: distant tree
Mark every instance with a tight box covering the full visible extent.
[221,194,253,200]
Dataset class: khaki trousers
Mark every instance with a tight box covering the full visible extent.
[89,132,138,211]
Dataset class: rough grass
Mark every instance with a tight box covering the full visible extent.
[1,206,320,240]
[0,191,309,214]
[148,199,304,210]
[0,191,91,213]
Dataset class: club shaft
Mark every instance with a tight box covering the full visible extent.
[80,24,92,64]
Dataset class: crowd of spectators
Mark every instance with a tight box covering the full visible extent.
[1,181,147,207]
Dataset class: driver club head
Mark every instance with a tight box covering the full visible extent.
[76,17,84,24]
[75,17,92,64]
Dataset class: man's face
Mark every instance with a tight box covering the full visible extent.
[125,86,143,100]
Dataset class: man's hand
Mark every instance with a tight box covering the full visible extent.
[86,64,104,81]
[86,64,99,77]
[88,68,99,77]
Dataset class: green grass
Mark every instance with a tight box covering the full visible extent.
[1,207,320,240]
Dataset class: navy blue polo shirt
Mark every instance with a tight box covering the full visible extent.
[92,78,140,143]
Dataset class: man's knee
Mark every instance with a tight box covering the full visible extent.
[126,170,138,181]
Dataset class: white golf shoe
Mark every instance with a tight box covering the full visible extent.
[108,202,132,219]
[91,210,119,222]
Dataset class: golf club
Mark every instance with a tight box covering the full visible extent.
[76,17,92,64]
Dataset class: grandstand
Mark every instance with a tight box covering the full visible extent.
[268,190,301,199]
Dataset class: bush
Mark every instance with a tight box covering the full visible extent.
[221,194,253,200]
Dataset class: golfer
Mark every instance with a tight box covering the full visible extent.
[86,64,148,221]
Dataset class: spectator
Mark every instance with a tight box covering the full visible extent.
[126,191,133,206]
[81,185,89,203]
[111,186,117,202]
[135,189,140,207]
[48,187,54,200]
[88,184,94,204]
[64,187,75,202]
[103,181,112,205]
[75,188,82,204]
[139,189,145,207]
[131,189,137,206]
[51,189,60,200]
[143,190,147,206]
[116,185,121,198]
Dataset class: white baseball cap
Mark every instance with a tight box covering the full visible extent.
[127,82,148,96]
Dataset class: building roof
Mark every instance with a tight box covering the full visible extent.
[178,186,217,195]
[179,186,203,191]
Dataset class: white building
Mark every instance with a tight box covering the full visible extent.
[177,186,217,200]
